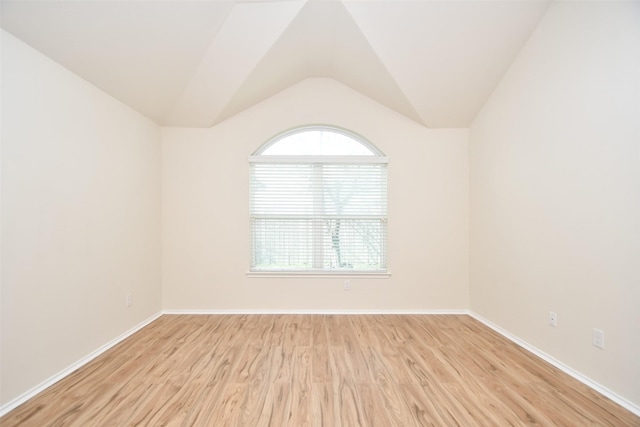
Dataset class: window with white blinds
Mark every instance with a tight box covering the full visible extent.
[249,127,388,273]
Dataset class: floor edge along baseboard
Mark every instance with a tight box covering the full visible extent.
[161,308,469,315]
[0,312,163,417]
[468,311,640,417]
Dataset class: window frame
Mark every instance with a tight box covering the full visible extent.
[247,125,390,278]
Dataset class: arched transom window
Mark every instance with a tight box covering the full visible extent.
[249,126,388,274]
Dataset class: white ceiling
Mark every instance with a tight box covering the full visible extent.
[0,0,551,128]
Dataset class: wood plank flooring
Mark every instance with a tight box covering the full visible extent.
[2,314,638,426]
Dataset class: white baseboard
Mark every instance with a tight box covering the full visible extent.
[162,308,469,315]
[469,311,640,417]
[0,312,163,417]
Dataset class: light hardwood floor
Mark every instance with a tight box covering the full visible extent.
[2,314,638,426]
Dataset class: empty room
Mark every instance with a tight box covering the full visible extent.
[1,0,639,425]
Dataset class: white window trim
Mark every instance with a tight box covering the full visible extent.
[246,271,391,279]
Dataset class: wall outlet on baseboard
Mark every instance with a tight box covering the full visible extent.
[343,280,351,291]
[125,293,133,308]
[592,328,604,349]
[548,311,557,327]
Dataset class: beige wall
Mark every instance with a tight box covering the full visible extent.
[162,78,469,311]
[0,32,162,405]
[469,1,640,406]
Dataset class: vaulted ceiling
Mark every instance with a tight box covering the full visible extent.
[1,0,551,128]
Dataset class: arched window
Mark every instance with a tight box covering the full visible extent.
[249,126,388,273]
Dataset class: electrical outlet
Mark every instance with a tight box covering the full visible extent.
[593,329,604,349]
[549,311,557,328]
[343,280,351,291]
[125,293,133,308]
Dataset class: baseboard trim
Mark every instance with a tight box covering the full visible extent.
[162,308,469,315]
[0,311,163,417]
[469,311,640,417]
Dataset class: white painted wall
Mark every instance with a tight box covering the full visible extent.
[470,1,640,407]
[162,78,469,311]
[0,32,162,406]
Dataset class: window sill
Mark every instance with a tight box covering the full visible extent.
[246,271,391,279]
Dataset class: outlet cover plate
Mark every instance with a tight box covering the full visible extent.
[593,328,604,349]
[549,311,557,327]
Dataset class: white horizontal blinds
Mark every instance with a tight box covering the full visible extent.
[250,160,387,272]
